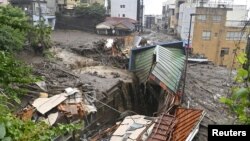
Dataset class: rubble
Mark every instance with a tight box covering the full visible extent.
[90,108,205,141]
[18,87,97,127]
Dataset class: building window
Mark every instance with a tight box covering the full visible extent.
[197,15,206,22]
[220,48,229,57]
[122,14,125,17]
[202,31,211,40]
[226,32,241,40]
[213,15,221,22]
[120,5,125,8]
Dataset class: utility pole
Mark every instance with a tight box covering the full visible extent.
[37,0,42,22]
[141,0,143,32]
[182,13,195,103]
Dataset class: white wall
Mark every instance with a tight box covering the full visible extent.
[111,0,138,20]
[227,5,248,21]
[33,15,56,30]
[0,0,8,5]
[47,0,57,15]
[178,3,196,43]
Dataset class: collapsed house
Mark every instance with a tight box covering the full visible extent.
[96,17,138,36]
[89,41,205,140]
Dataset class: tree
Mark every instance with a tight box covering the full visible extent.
[0,25,25,52]
[0,6,35,99]
[0,6,29,52]
[220,52,250,124]
[29,20,52,49]
[0,5,29,31]
[0,6,80,141]
[75,2,106,20]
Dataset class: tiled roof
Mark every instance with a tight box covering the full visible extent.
[172,108,204,141]
[96,17,137,30]
[105,17,138,24]
[147,113,176,141]
[147,108,204,141]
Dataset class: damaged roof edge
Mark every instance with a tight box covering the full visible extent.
[186,111,206,141]
[129,41,184,71]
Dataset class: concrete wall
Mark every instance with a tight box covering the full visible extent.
[219,27,247,67]
[55,14,101,32]
[177,3,196,42]
[110,0,138,20]
[227,5,248,20]
[47,0,57,14]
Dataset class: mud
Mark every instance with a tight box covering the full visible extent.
[185,64,236,140]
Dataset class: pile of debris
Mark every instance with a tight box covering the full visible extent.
[17,87,97,126]
[70,38,131,69]
[90,107,205,141]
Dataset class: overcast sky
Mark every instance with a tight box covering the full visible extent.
[144,0,250,15]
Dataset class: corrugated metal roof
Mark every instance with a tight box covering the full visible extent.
[172,108,204,141]
[129,42,185,93]
[152,46,185,93]
[134,48,155,83]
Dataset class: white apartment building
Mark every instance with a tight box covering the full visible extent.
[110,0,138,20]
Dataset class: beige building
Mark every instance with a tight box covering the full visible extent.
[0,0,8,5]
[192,7,247,68]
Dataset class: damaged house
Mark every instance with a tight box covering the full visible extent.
[96,17,138,35]
[89,42,205,141]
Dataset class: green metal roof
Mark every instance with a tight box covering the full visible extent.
[134,48,155,83]
[152,46,186,93]
[129,43,185,93]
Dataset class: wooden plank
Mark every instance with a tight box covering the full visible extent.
[33,93,67,114]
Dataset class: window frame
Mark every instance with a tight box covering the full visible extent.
[212,15,221,22]
[220,48,229,57]
[202,31,211,40]
[197,15,206,22]
[226,31,241,41]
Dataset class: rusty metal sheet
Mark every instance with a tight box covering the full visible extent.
[172,108,203,141]
[147,113,175,141]
[19,107,33,121]
[147,108,204,141]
